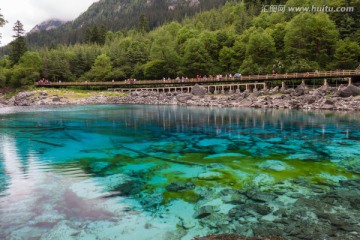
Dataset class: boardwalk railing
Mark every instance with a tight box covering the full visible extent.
[35,70,360,87]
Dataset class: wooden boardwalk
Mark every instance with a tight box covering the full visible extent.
[36,70,360,88]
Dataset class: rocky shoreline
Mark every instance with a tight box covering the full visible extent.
[1,82,360,111]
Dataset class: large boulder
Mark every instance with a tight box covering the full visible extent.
[294,81,309,96]
[191,84,207,96]
[336,84,360,97]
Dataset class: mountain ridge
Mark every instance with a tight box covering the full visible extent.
[30,19,68,33]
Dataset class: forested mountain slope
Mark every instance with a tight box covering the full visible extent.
[25,0,231,47]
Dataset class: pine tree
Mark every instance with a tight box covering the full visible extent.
[0,9,6,44]
[10,20,27,65]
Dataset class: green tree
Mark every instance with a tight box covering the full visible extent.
[182,38,213,77]
[85,25,107,45]
[240,29,276,74]
[43,50,74,81]
[334,38,360,69]
[149,31,180,77]
[0,56,11,87]
[284,13,339,69]
[85,54,112,81]
[219,46,235,73]
[144,59,168,79]
[138,14,149,34]
[10,51,42,86]
[10,20,27,65]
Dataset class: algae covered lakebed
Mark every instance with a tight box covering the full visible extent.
[0,105,359,239]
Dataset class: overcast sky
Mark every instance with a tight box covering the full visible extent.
[0,0,98,46]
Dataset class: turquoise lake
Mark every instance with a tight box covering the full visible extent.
[0,105,359,239]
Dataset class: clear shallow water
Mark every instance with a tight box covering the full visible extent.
[0,105,359,239]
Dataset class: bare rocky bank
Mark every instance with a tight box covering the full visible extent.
[1,82,360,111]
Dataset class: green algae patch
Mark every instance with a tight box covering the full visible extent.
[177,153,209,164]
[263,159,357,183]
[198,169,248,189]
[163,190,200,204]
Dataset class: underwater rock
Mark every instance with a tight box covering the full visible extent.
[228,203,272,219]
[288,193,304,199]
[257,160,291,172]
[194,205,216,219]
[252,174,275,186]
[194,234,288,240]
[39,221,82,239]
[252,222,284,238]
[88,161,111,173]
[204,153,245,159]
[198,171,224,180]
[101,174,141,196]
[222,193,248,205]
[178,217,197,230]
[139,192,164,210]
[294,197,332,213]
[166,182,195,192]
[246,190,277,203]
[339,179,360,190]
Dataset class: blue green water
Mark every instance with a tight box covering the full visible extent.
[0,105,359,239]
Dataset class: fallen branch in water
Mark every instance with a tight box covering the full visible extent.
[120,144,202,166]
[30,138,65,147]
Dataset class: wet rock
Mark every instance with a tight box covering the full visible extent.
[52,97,61,102]
[166,182,195,192]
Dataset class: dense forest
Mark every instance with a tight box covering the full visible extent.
[0,0,360,88]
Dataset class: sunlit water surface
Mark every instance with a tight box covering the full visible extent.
[0,105,359,239]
